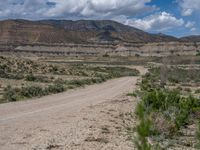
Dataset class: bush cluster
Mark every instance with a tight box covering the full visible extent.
[3,84,65,102]
[143,90,200,131]
[134,67,200,149]
[0,69,24,80]
[148,67,200,84]
[25,74,51,83]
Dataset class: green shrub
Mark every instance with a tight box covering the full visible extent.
[168,77,180,83]
[46,84,65,94]
[135,66,200,148]
[3,84,66,102]
[196,121,200,149]
[184,88,192,92]
[67,80,86,87]
[25,74,50,83]
[196,52,200,56]
[20,86,44,98]
[127,92,137,97]
[135,103,153,150]
[135,102,162,150]
[195,89,200,94]
[0,71,24,80]
[66,78,104,87]
[3,85,18,102]
[25,73,37,81]
[138,89,200,136]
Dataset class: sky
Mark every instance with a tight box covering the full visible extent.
[0,0,199,37]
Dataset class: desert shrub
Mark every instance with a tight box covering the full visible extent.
[196,121,200,149]
[54,78,64,84]
[196,52,200,56]
[75,66,139,78]
[25,73,36,81]
[140,79,151,91]
[46,84,65,94]
[3,85,19,102]
[195,89,200,94]
[135,54,140,57]
[184,87,192,92]
[67,80,86,87]
[168,77,180,83]
[135,102,162,150]
[20,86,44,98]
[135,66,200,148]
[25,74,50,83]
[148,67,200,85]
[127,91,137,97]
[135,103,153,150]
[0,70,24,80]
[20,84,65,98]
[138,89,200,138]
[103,53,110,57]
[176,86,183,91]
[50,65,59,73]
[95,73,112,81]
[66,78,104,87]
[3,83,66,102]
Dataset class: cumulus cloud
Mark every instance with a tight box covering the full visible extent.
[178,0,200,16]
[114,12,184,32]
[0,0,156,19]
[185,21,195,28]
[185,21,196,31]
[191,28,196,32]
[0,0,50,19]
[44,0,157,18]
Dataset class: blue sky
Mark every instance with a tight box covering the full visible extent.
[0,0,199,37]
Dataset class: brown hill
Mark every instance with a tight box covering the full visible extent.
[0,19,179,44]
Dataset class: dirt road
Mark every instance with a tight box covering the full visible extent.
[0,67,146,150]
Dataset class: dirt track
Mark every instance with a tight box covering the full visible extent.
[0,67,146,150]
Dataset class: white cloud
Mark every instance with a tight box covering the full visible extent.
[185,21,195,28]
[45,0,156,18]
[0,0,156,19]
[191,27,196,31]
[185,21,196,31]
[114,12,184,32]
[178,0,200,16]
[0,0,49,19]
[182,9,193,16]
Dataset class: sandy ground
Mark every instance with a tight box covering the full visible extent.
[0,66,146,150]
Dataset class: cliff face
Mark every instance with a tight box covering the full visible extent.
[9,42,199,57]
